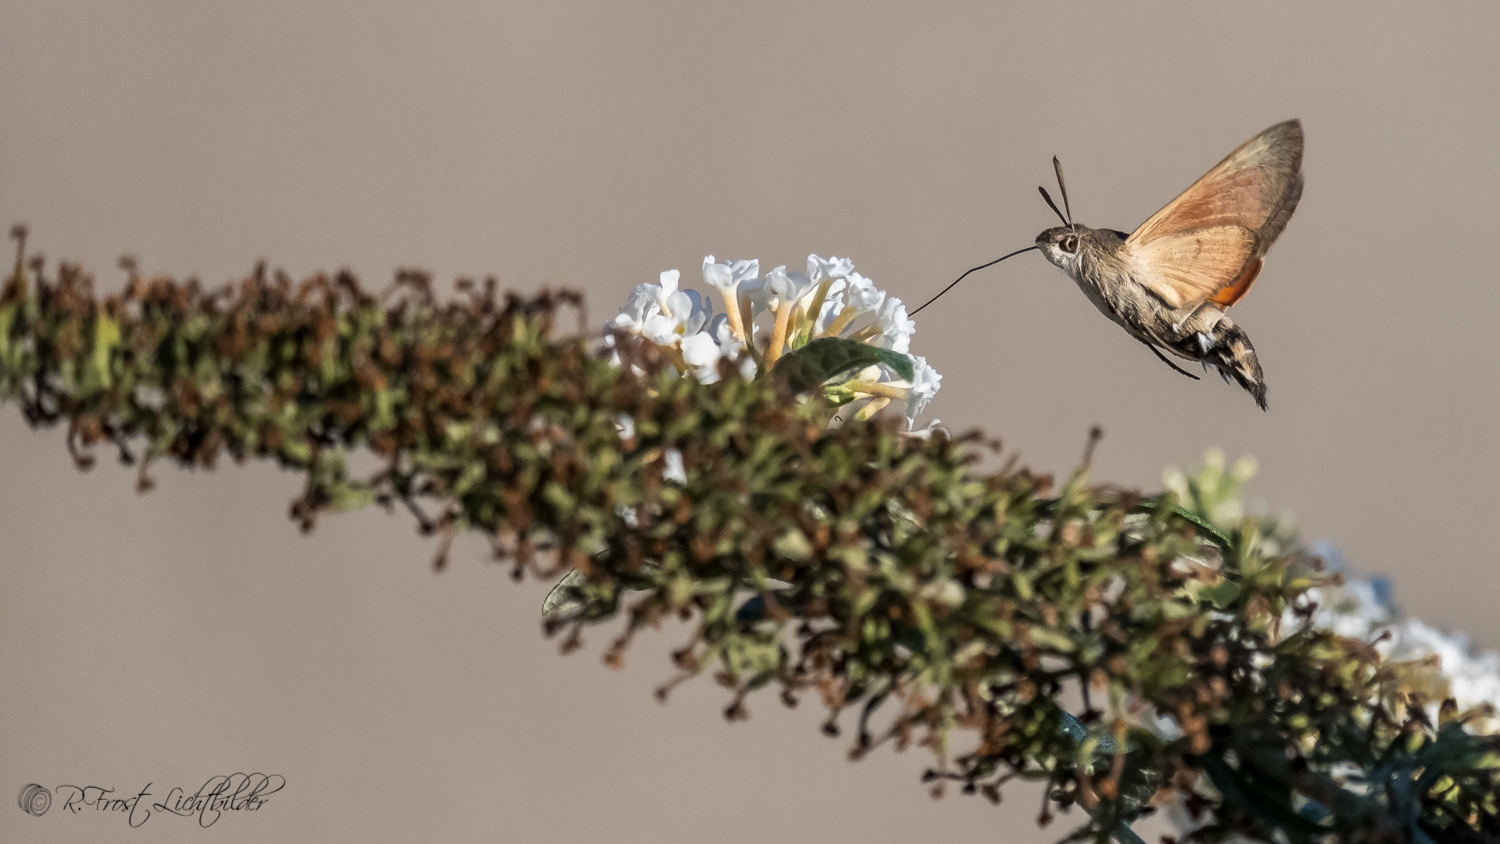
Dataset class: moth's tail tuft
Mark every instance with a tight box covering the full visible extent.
[1209,322,1267,410]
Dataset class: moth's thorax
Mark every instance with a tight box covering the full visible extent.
[1035,224,1202,345]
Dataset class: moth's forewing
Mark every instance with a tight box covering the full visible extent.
[1121,120,1304,309]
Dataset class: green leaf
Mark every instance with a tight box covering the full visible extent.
[1057,706,1133,754]
[1029,626,1077,653]
[1139,496,1235,554]
[1202,753,1329,838]
[90,310,120,391]
[542,569,590,619]
[542,563,661,620]
[1202,578,1242,609]
[772,337,913,392]
[0,302,14,365]
[734,595,767,623]
[329,484,375,512]
[773,527,812,561]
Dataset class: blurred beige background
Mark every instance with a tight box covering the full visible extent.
[4,2,1499,842]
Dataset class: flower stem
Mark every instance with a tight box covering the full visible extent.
[719,290,747,346]
[844,379,907,400]
[817,308,859,339]
[847,322,880,343]
[738,292,761,365]
[802,278,835,336]
[663,344,689,373]
[763,301,794,369]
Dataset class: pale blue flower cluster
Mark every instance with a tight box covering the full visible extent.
[1301,544,1500,731]
[1153,452,1500,837]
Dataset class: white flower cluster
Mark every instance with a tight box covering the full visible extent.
[609,267,754,383]
[607,254,941,428]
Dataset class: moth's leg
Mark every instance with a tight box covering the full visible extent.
[1140,340,1201,381]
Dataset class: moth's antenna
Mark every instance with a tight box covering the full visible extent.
[1052,156,1074,227]
[910,245,1038,316]
[1037,186,1069,228]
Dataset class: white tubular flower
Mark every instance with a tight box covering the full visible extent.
[708,312,743,358]
[800,256,851,328]
[680,330,723,383]
[903,354,942,428]
[642,310,679,346]
[807,254,854,282]
[870,296,915,354]
[702,257,733,293]
[643,288,710,347]
[738,276,769,313]
[612,269,683,335]
[703,256,759,295]
[734,259,760,286]
[713,311,757,379]
[602,331,623,366]
[612,286,661,334]
[844,272,885,314]
[815,297,845,335]
[761,265,818,368]
[654,269,680,307]
[762,265,817,311]
[681,290,711,335]
[813,271,878,340]
[703,256,758,345]
[904,418,948,441]
[678,313,752,384]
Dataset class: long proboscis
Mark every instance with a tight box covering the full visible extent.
[909,245,1038,316]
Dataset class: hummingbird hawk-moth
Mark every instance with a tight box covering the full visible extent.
[1035,119,1303,410]
[916,120,1304,410]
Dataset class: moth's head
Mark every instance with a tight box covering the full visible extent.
[1035,157,1087,271]
[1035,225,1083,270]
[1035,226,1128,270]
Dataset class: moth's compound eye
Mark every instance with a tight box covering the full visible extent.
[1060,235,1078,254]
